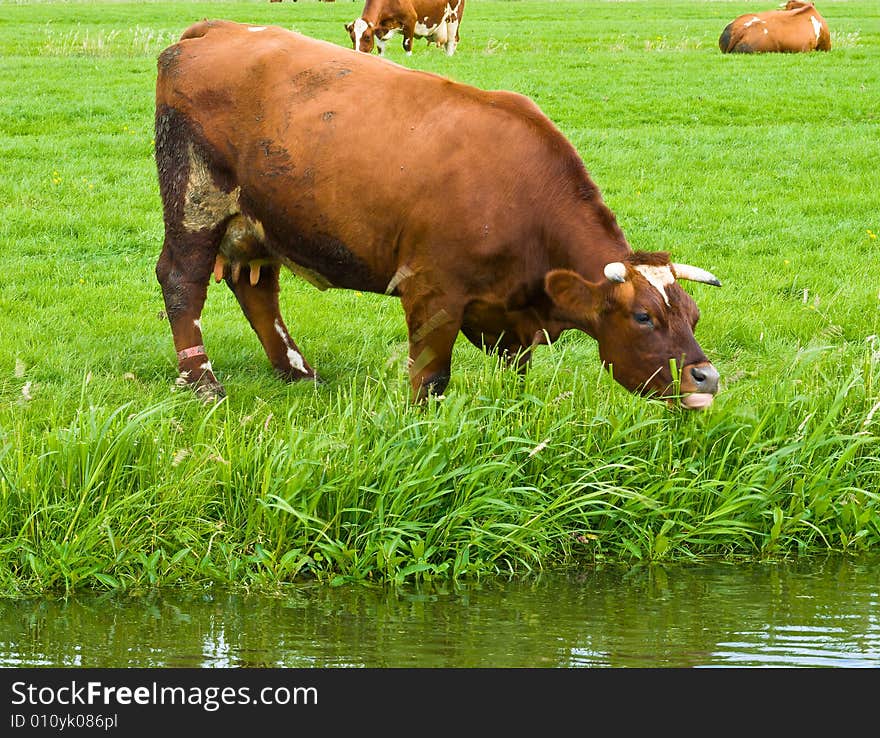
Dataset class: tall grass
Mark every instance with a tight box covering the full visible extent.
[1,1,879,594]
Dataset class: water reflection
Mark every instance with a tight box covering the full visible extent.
[1,556,878,668]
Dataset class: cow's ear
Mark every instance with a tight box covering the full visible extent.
[345,22,354,33]
[544,269,602,321]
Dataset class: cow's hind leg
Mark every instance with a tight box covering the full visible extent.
[154,105,231,400]
[155,231,226,401]
[222,263,316,383]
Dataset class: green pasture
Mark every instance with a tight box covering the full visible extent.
[1,0,878,595]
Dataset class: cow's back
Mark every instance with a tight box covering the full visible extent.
[156,20,592,290]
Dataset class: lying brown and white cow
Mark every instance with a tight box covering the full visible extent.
[154,20,722,409]
[345,0,464,56]
[719,1,831,53]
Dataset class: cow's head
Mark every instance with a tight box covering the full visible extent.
[345,18,375,53]
[544,251,721,409]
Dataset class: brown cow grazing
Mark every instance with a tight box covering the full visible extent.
[154,21,722,409]
[719,1,831,53]
[345,0,464,56]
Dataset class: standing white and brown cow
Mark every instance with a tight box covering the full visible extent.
[719,1,831,53]
[154,21,723,409]
[345,0,464,56]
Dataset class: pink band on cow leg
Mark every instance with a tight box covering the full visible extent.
[177,345,207,361]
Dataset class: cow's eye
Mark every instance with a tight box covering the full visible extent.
[634,312,653,327]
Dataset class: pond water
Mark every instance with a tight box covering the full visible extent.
[2,555,878,668]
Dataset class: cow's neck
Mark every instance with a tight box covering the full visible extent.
[553,194,632,284]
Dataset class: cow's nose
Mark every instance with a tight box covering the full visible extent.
[690,364,719,394]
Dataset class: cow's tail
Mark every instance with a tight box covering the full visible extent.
[154,105,194,237]
[718,23,733,52]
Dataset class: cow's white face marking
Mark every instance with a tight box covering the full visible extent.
[352,17,369,51]
[743,16,765,28]
[810,15,821,40]
[248,26,266,33]
[634,265,675,306]
[274,319,307,373]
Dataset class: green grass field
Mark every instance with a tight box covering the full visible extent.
[1,0,878,595]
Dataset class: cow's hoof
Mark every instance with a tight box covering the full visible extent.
[175,373,226,402]
[194,381,226,403]
[278,367,318,384]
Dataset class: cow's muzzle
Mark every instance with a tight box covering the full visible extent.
[679,361,720,410]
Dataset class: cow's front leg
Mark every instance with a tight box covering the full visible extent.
[156,237,225,401]
[223,263,316,382]
[444,19,460,55]
[401,17,416,55]
[401,291,462,402]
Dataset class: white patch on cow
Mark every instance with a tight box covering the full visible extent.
[764,28,769,34]
[200,361,213,373]
[274,319,287,342]
[810,15,821,40]
[415,21,439,38]
[634,264,674,306]
[274,319,307,373]
[193,319,201,329]
[286,348,307,374]
[248,26,266,33]
[743,16,765,28]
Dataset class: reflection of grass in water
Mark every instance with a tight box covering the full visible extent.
[2,0,879,594]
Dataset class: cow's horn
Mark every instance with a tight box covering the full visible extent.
[604,262,627,283]
[672,263,721,287]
